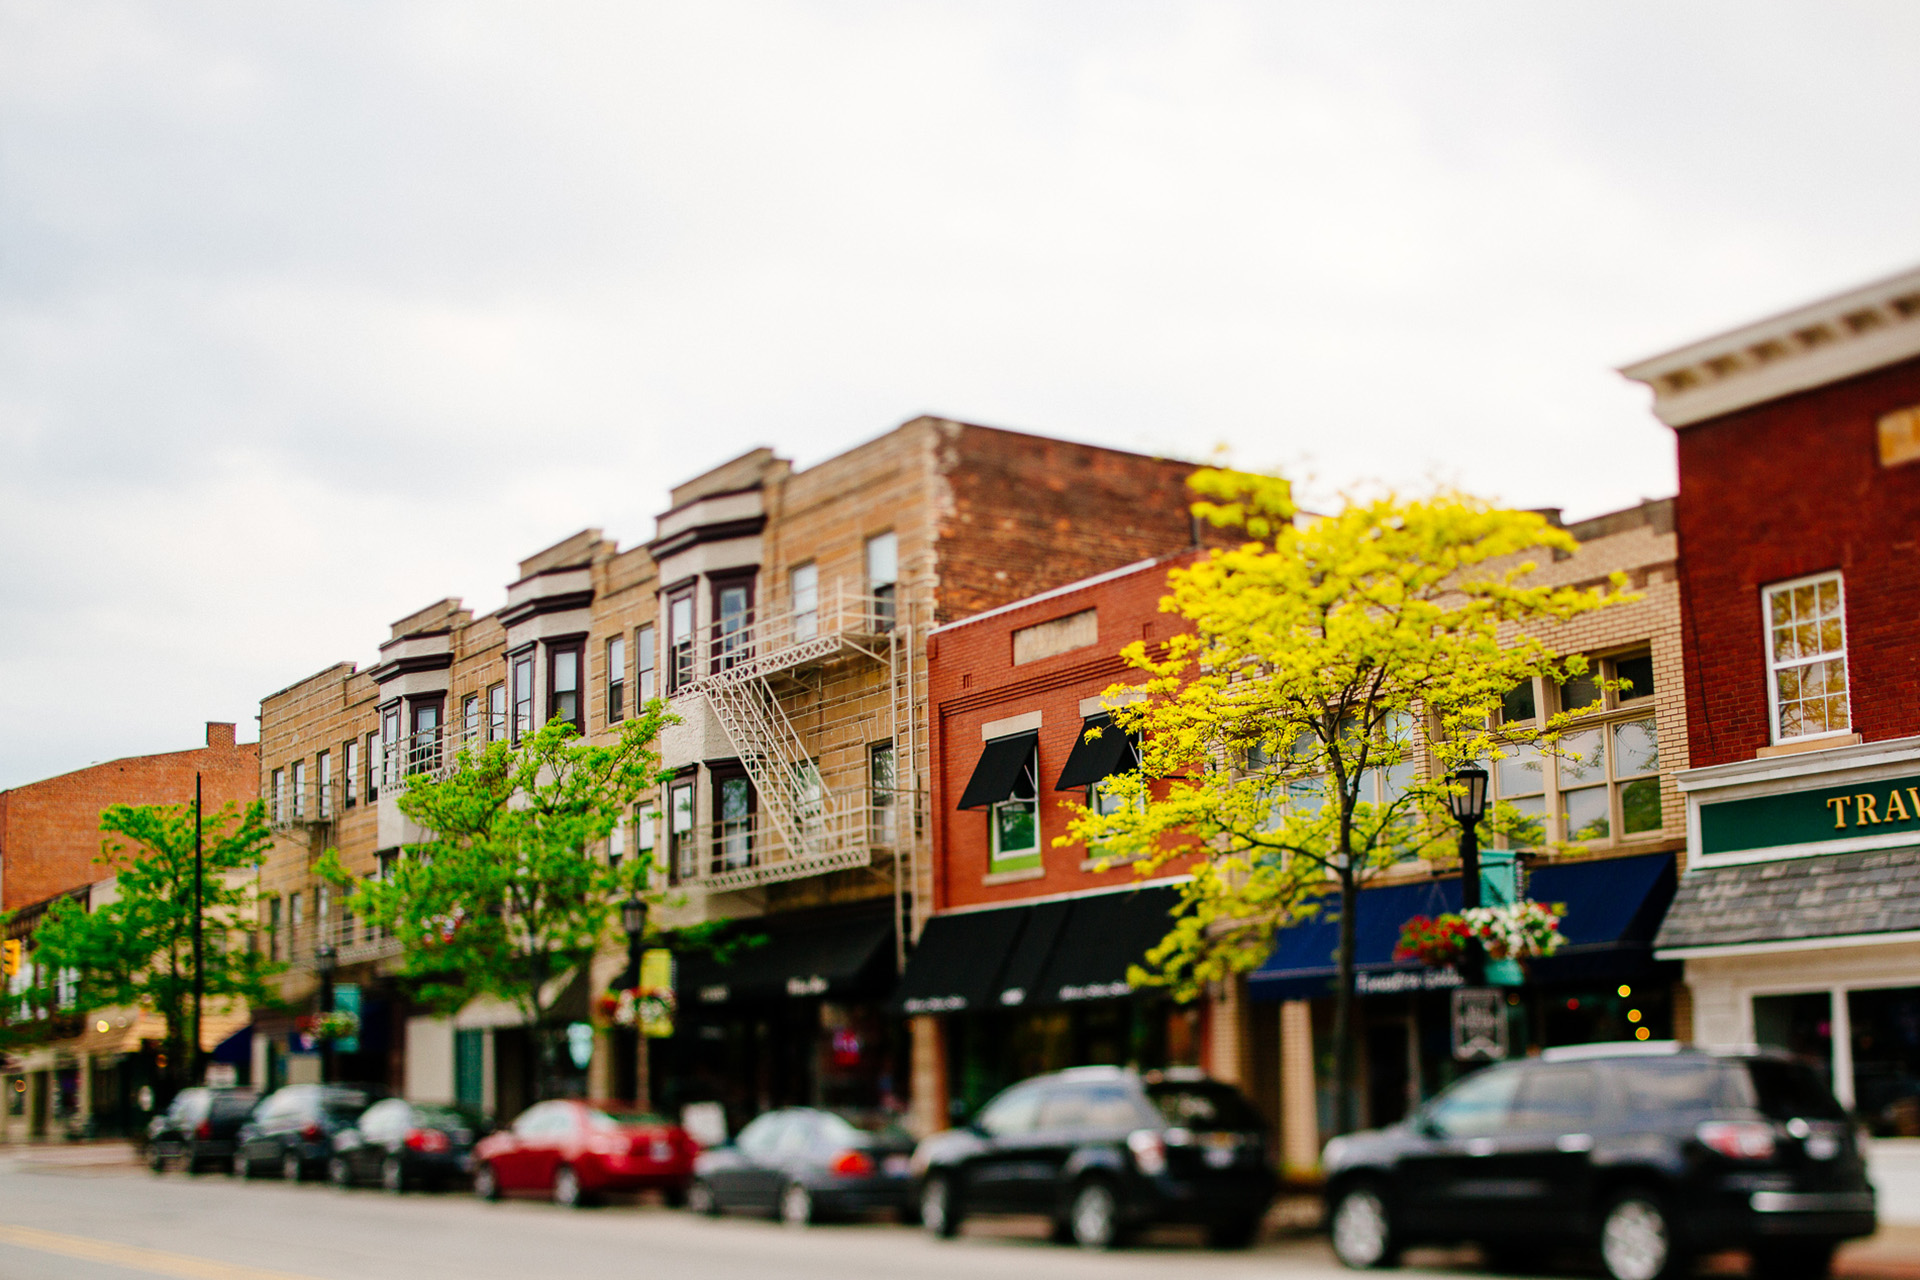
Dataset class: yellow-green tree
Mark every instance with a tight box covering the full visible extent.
[1063,469,1629,1133]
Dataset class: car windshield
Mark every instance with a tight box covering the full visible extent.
[1734,1058,1848,1121]
[320,1089,374,1118]
[1146,1082,1264,1131]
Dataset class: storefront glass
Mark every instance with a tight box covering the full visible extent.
[1849,986,1920,1135]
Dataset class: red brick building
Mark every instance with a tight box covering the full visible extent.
[0,722,258,913]
[1627,264,1920,1135]
[903,555,1249,1132]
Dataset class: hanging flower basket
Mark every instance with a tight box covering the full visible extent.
[298,1010,361,1042]
[599,986,677,1029]
[1394,915,1471,967]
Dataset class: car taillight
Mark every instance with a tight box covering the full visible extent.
[1697,1120,1776,1160]
[405,1128,450,1153]
[300,1123,323,1141]
[829,1150,875,1177]
[195,1121,213,1140]
[1127,1129,1167,1176]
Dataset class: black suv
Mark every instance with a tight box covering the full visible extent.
[1323,1043,1874,1280]
[912,1066,1277,1249]
[147,1086,259,1174]
[232,1084,385,1182]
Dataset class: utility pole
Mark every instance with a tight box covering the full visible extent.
[192,773,205,1085]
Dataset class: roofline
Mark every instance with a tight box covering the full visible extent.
[930,555,1183,637]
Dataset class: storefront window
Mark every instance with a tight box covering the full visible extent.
[1850,987,1920,1135]
[1753,991,1833,1066]
[991,745,1040,869]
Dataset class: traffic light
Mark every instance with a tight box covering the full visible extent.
[1,939,19,977]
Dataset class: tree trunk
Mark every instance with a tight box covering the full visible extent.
[1331,866,1359,1135]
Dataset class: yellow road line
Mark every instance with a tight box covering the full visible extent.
[0,1224,323,1280]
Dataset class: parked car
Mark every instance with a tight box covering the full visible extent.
[687,1107,917,1225]
[1321,1042,1875,1280]
[231,1084,385,1182]
[472,1100,698,1207]
[327,1098,489,1192]
[911,1065,1277,1249]
[147,1086,259,1174]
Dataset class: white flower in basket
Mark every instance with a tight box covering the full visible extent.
[1459,901,1567,961]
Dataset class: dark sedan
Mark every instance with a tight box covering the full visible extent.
[232,1084,384,1182]
[147,1087,259,1174]
[913,1066,1276,1249]
[687,1107,917,1225]
[1322,1043,1874,1280]
[328,1098,487,1192]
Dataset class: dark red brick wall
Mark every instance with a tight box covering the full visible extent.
[934,425,1208,623]
[928,555,1200,911]
[1676,353,1920,768]
[0,724,260,910]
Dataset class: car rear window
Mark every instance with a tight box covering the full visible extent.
[209,1093,258,1118]
[1733,1058,1848,1121]
[1146,1082,1265,1131]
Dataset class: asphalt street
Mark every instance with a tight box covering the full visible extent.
[0,1150,1385,1280]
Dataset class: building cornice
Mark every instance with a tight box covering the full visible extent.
[1619,265,1920,428]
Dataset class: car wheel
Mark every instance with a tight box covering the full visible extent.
[1752,1240,1839,1280]
[1599,1191,1684,1280]
[473,1161,501,1202]
[662,1182,689,1209]
[381,1155,406,1195]
[685,1178,719,1216]
[552,1163,589,1208]
[920,1174,961,1238]
[228,1152,247,1179]
[148,1148,168,1175]
[282,1150,306,1183]
[780,1182,815,1228]
[1329,1183,1400,1270]
[328,1156,353,1189]
[1068,1179,1122,1251]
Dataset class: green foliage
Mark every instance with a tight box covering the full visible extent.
[337,707,675,1040]
[1062,470,1633,1130]
[2,801,282,1074]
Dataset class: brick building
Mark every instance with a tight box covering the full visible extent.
[254,416,1209,1129]
[903,554,1219,1137]
[1626,264,1920,1138]
[0,722,259,1142]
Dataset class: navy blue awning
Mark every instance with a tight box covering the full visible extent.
[1247,852,1676,1003]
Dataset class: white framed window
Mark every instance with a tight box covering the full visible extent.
[271,768,285,823]
[487,683,506,742]
[1492,653,1665,847]
[636,625,656,704]
[990,744,1039,865]
[607,635,626,725]
[1764,572,1851,744]
[365,730,381,801]
[316,750,333,818]
[343,739,359,810]
[462,693,480,745]
[791,563,819,641]
[289,759,306,818]
[866,532,898,632]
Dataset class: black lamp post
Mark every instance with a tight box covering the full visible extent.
[619,897,650,1110]
[315,944,338,1085]
[1445,768,1490,987]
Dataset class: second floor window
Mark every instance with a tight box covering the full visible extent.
[271,769,285,823]
[637,625,656,703]
[409,700,441,775]
[714,581,752,671]
[381,704,402,787]
[463,693,480,745]
[869,743,896,847]
[289,760,306,818]
[487,682,506,741]
[607,635,626,725]
[991,744,1039,865]
[669,779,695,883]
[1765,572,1850,743]
[548,642,583,729]
[669,592,695,691]
[365,730,381,801]
[1493,654,1663,846]
[267,897,281,961]
[316,750,332,818]
[343,739,359,810]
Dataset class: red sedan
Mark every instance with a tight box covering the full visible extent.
[472,1100,697,1207]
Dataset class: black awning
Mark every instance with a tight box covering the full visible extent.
[676,903,895,1007]
[1053,714,1138,791]
[893,905,1029,1014]
[957,731,1039,810]
[995,900,1073,1008]
[1031,885,1182,1006]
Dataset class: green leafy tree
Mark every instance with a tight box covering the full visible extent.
[2,802,281,1088]
[1064,470,1630,1132]
[332,708,674,1094]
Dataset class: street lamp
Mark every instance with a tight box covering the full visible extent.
[619,897,650,1111]
[315,944,338,1085]
[1444,768,1489,986]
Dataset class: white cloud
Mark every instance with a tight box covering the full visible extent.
[5,0,1920,786]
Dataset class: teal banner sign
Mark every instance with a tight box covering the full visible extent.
[333,983,361,1054]
[1701,773,1920,855]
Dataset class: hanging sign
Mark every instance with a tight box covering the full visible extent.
[1452,987,1508,1062]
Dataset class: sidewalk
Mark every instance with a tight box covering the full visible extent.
[1,1141,139,1168]
[1836,1226,1920,1280]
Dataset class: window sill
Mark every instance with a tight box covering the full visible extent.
[983,866,1045,885]
[1757,733,1862,759]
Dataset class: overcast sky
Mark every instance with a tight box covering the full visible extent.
[4,2,1918,789]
